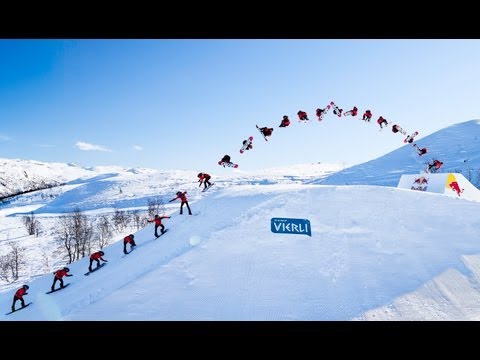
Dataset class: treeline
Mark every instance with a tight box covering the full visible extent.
[0,197,165,283]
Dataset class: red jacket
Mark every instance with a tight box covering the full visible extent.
[351,107,358,116]
[297,111,307,119]
[377,117,386,124]
[14,288,27,299]
[171,192,188,202]
[124,235,135,244]
[148,216,170,225]
[90,252,106,261]
[54,269,70,279]
[364,111,372,118]
[198,173,211,183]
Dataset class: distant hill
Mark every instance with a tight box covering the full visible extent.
[313,120,480,187]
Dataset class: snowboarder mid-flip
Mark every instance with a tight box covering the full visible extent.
[391,124,406,134]
[344,106,358,116]
[297,111,309,121]
[242,139,253,151]
[89,251,108,272]
[147,214,171,237]
[279,115,290,127]
[169,191,192,215]
[123,234,136,254]
[427,159,443,173]
[259,127,273,138]
[51,267,72,292]
[413,144,427,156]
[197,172,212,189]
[11,285,29,312]
[377,116,388,129]
[362,110,372,122]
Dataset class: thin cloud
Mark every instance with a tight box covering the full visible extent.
[133,145,143,151]
[75,141,112,152]
[0,134,11,142]
[33,144,56,148]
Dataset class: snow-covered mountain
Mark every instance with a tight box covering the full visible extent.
[314,119,480,187]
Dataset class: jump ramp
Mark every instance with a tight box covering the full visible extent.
[397,173,480,202]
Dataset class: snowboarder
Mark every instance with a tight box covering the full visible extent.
[297,111,309,121]
[332,106,343,116]
[88,251,108,272]
[427,159,443,173]
[169,191,192,215]
[241,139,253,151]
[362,110,372,122]
[259,127,274,138]
[197,172,212,189]
[51,267,72,292]
[315,108,325,119]
[377,116,388,129]
[391,124,404,134]
[147,214,171,237]
[123,234,136,254]
[413,144,427,156]
[11,285,29,312]
[279,115,290,127]
[344,106,358,116]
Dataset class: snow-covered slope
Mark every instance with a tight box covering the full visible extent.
[313,119,480,187]
[1,184,480,321]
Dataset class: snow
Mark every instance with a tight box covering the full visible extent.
[1,120,480,320]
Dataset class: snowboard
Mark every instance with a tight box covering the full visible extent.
[155,228,169,239]
[6,302,32,315]
[240,136,253,154]
[84,262,107,276]
[46,283,70,294]
[256,125,269,141]
[330,101,343,117]
[202,183,215,192]
[404,131,419,143]
[316,105,331,121]
[218,160,238,168]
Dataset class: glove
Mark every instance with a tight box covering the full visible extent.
[169,199,173,203]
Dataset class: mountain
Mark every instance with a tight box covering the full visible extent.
[313,119,480,187]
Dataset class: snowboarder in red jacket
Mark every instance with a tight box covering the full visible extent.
[197,172,212,190]
[297,111,309,121]
[345,106,358,116]
[89,251,108,272]
[279,115,290,127]
[362,110,372,122]
[427,159,443,173]
[123,234,136,254]
[51,267,72,292]
[147,214,171,237]
[413,144,427,156]
[259,127,273,138]
[377,116,388,129]
[169,191,192,215]
[11,285,29,312]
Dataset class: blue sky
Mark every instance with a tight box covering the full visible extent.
[0,39,479,171]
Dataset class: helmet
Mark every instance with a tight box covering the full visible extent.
[23,285,29,290]
[99,251,105,256]
[64,267,70,272]
[197,173,202,177]
[129,234,134,239]
[297,111,302,114]
[176,191,182,195]
[155,214,159,218]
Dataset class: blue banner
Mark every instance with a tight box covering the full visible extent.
[271,218,311,237]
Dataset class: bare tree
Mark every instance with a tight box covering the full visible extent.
[55,208,94,264]
[22,211,41,236]
[0,243,25,283]
[112,207,129,232]
[96,214,112,249]
[131,209,147,230]
[147,197,165,218]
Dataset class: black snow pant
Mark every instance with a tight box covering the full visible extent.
[12,296,25,311]
[180,201,192,215]
[123,241,136,254]
[203,179,212,189]
[89,258,100,271]
[52,277,64,291]
[155,224,165,237]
